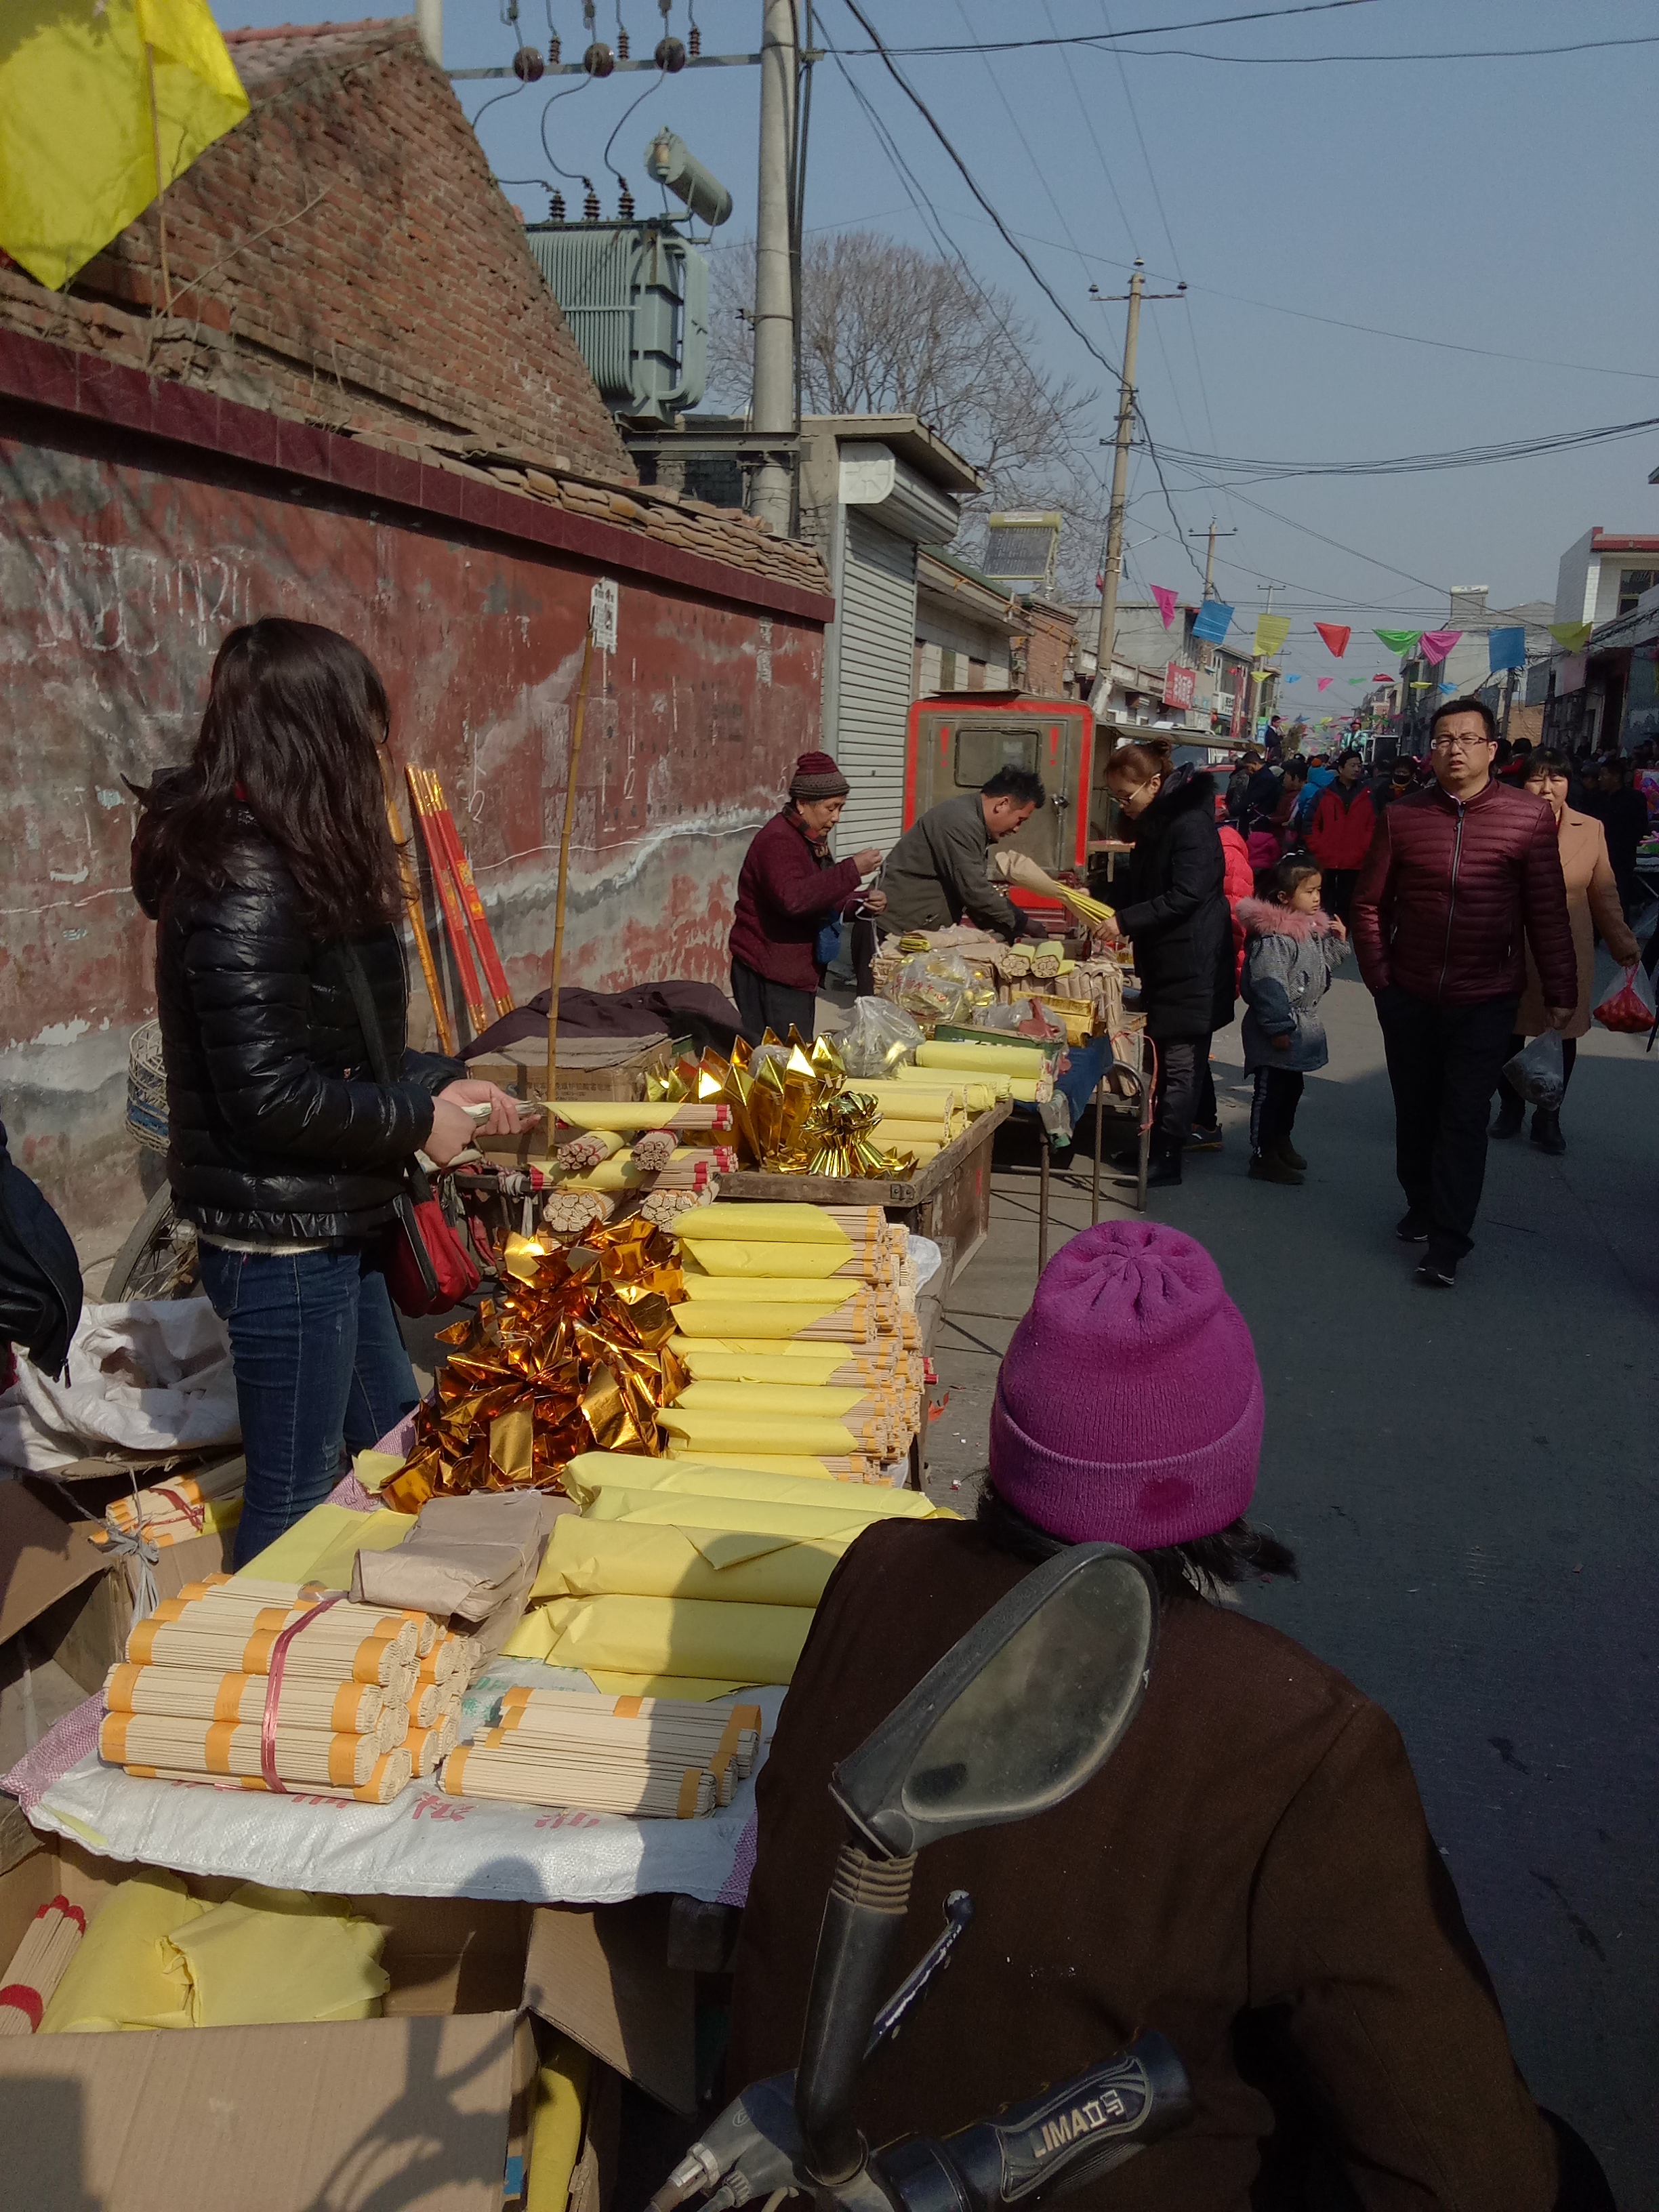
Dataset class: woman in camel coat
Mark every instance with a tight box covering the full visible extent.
[1493,751,1639,1152]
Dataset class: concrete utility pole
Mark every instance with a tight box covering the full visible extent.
[415,0,442,66]
[1189,520,1236,600]
[750,0,797,535]
[1090,262,1184,721]
[1253,579,1286,740]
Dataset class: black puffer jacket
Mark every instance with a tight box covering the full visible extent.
[137,817,460,1243]
[1115,764,1235,1040]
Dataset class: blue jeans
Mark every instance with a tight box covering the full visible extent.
[198,1243,419,1569]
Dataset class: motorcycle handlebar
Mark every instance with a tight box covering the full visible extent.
[874,2034,1193,2212]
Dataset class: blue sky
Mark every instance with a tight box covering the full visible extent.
[212,1,1658,686]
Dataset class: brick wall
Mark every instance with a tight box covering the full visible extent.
[0,18,630,480]
[1019,600,1078,699]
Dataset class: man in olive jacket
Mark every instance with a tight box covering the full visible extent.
[876,766,1049,942]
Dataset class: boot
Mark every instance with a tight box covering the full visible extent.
[1145,1141,1183,1189]
[1531,1107,1566,1155]
[1491,1090,1524,1139]
[1250,1150,1303,1185]
[1272,1132,1308,1172]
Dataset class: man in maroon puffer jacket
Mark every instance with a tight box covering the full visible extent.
[1352,699,1574,1288]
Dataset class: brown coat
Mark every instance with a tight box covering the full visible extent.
[1515,807,1639,1039]
[729,1519,1557,2212]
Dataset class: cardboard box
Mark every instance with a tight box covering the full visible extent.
[470,1036,674,1107]
[0,1837,690,2212]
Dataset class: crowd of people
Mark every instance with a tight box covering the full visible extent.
[728,703,1652,1292]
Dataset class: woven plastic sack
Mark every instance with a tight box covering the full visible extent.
[1501,1030,1564,1109]
[838,996,923,1077]
[1591,961,1656,1036]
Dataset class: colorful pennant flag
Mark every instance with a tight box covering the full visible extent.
[0,0,250,291]
[1439,682,1456,693]
[1487,626,1526,674]
[1191,599,1233,645]
[1375,629,1422,654]
[1250,670,1270,684]
[1254,612,1292,658]
[1418,630,1462,665]
[1371,674,1394,681]
[1410,680,1435,689]
[1283,673,1300,684]
[1151,584,1179,630]
[1317,676,1333,691]
[1548,621,1593,651]
[1314,623,1351,657]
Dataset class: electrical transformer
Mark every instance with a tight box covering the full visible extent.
[523,218,709,426]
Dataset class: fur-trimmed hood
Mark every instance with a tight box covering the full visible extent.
[1237,897,1341,941]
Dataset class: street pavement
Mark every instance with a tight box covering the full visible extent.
[920,957,1658,2201]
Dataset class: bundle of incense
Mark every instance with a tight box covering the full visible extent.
[127,1605,418,1691]
[136,1757,412,1805]
[677,1380,884,1423]
[413,1677,465,1729]
[101,1711,405,1793]
[545,1103,731,1134]
[407,1713,459,1776]
[148,1579,429,1654]
[489,1725,735,1806]
[98,1461,244,1549]
[0,1897,85,2034]
[104,1662,391,1738]
[820,1206,890,1238]
[443,1738,717,1818]
[222,1576,443,1656]
[498,1687,762,1775]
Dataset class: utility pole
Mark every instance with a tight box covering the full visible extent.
[415,0,442,66]
[1188,520,1236,600]
[750,0,796,536]
[1090,262,1185,726]
[1252,579,1286,745]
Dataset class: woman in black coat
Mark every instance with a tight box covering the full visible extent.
[132,619,526,1564]
[1101,743,1235,1186]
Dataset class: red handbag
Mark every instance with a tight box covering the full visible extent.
[340,948,483,1317]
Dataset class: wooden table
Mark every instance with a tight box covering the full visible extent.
[717,1100,1010,1285]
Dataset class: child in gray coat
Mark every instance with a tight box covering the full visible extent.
[1240,855,1349,1185]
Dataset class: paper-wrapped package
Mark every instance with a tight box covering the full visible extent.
[560,1454,935,1513]
[676,1202,853,1246]
[532,1515,852,1608]
[669,1343,867,1388]
[915,1039,1047,1077]
[164,1885,388,2026]
[658,1406,872,1459]
[507,1592,815,1683]
[238,1502,416,1589]
[676,1380,871,1419]
[352,1491,560,1658]
[585,1485,920,1542]
[39,1870,208,2033]
[678,1275,859,1309]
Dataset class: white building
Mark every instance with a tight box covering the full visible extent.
[1554,530,1659,629]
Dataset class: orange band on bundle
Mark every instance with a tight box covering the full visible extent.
[105,1664,140,1713]
[614,1696,643,1719]
[331,1681,365,1732]
[127,1622,159,1666]
[100,1713,129,1763]
[676,1768,701,1820]
[204,1721,237,1774]
[443,1744,470,1793]
[214,1677,245,1721]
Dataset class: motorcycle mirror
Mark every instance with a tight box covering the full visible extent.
[829,1542,1157,1859]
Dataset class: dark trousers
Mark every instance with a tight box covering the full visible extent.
[1152,1036,1207,1158]
[1320,868,1358,926]
[1376,990,1519,1265]
[1252,1065,1304,1152]
[1193,1056,1218,1131]
[730,958,816,1047]
[1498,1032,1577,1105]
[198,1242,419,1569]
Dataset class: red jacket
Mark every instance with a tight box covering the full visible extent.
[1351,778,1575,1008]
[1219,823,1252,983]
[1307,781,1376,872]
[727,810,862,991]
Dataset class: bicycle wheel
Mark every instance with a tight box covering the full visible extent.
[104,1187,200,1301]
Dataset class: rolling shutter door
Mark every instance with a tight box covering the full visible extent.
[834,511,918,853]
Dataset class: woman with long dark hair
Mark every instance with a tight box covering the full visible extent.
[132,619,525,1564]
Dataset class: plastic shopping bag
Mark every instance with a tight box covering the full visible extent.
[1500,1029,1564,1109]
[1591,961,1656,1036]
[838,995,924,1077]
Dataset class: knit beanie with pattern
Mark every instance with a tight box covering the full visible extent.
[789,752,850,801]
[988,1220,1263,1548]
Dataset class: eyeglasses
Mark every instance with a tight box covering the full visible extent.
[1429,734,1493,753]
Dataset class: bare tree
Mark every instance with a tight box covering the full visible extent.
[707,230,1105,587]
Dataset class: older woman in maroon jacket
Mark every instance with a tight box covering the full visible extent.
[1351,699,1574,1289]
[727,752,886,1043]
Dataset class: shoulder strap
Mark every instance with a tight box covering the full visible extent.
[337,943,395,1086]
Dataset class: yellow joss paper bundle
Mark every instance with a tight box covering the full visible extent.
[163,1885,389,2027]
[506,1592,814,1685]
[527,2036,592,2212]
[676,1201,853,1246]
[235,1502,415,1590]
[563,1451,937,1513]
[678,1275,859,1308]
[39,1870,208,2034]
[670,1298,854,1340]
[668,1343,867,1388]
[583,1485,925,1542]
[659,1407,875,1459]
[676,1379,871,1419]
[915,1039,1048,1077]
[679,1240,867,1282]
[532,1515,853,1608]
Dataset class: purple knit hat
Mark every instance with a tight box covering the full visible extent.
[988,1221,1263,1548]
[790,750,850,801]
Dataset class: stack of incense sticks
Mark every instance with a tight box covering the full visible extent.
[95,1460,245,1551]
[97,1578,465,1805]
[407,764,515,1031]
[0,1898,85,2034]
[441,1688,761,1817]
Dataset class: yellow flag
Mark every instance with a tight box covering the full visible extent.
[1254,612,1292,659]
[0,0,248,291]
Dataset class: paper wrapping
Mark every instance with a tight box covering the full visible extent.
[659,1406,867,1458]
[237,1502,416,1589]
[583,1485,928,1541]
[676,1201,854,1246]
[531,1515,852,1607]
[678,1275,859,1308]
[678,1379,869,1418]
[164,1885,389,2026]
[677,1240,862,1282]
[560,1452,935,1515]
[670,1343,867,1387]
[508,1593,815,1684]
[39,1869,208,2033]
[916,1039,1047,1077]
[670,1299,848,1338]
[528,2037,593,2212]
[662,1448,853,1476]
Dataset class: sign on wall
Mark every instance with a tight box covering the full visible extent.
[1162,661,1197,711]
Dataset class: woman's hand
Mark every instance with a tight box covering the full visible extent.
[853,846,884,876]
[862,888,888,914]
[427,1080,531,1164]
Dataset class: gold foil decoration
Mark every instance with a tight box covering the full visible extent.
[794,1089,917,1180]
[489,1406,534,1477]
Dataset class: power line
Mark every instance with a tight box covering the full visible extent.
[850,1,1387,56]
[1158,413,1659,483]
[1083,31,1659,65]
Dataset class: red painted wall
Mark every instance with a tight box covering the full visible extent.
[0,405,825,1252]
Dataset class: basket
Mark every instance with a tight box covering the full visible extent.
[126,1021,169,1153]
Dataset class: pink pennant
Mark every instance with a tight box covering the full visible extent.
[1314,623,1351,657]
[1418,629,1462,665]
[1317,676,1333,691]
[1151,584,1179,630]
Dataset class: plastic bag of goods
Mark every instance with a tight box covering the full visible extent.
[897,951,985,1025]
[1591,962,1656,1036]
[1500,1030,1564,1109]
[838,996,924,1077]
